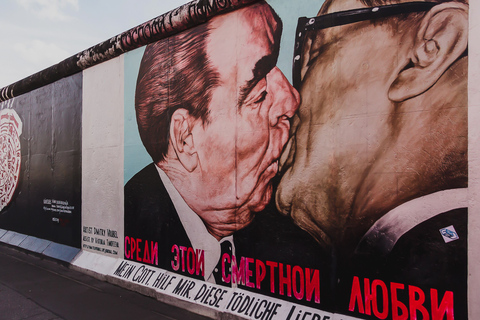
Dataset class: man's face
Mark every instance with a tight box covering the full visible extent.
[191,4,299,218]
[276,0,416,247]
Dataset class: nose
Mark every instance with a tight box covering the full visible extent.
[266,67,300,127]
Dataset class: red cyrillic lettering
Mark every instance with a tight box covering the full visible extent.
[245,257,255,288]
[222,252,231,283]
[196,249,205,276]
[232,256,245,285]
[279,263,292,297]
[364,278,374,315]
[143,240,150,263]
[256,260,266,289]
[431,289,454,320]
[136,238,142,262]
[179,246,187,272]
[266,261,278,293]
[349,276,365,313]
[306,268,320,303]
[187,247,195,274]
[171,244,179,271]
[124,236,131,258]
[151,242,158,265]
[409,285,429,320]
[293,265,305,300]
[391,282,408,320]
[372,279,388,319]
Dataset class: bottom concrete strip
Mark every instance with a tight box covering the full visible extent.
[0,231,27,246]
[18,236,51,253]
[0,229,7,238]
[42,242,80,263]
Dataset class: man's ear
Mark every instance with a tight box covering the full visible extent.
[169,108,198,172]
[389,2,468,102]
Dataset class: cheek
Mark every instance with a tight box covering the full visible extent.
[238,131,269,157]
[198,124,236,174]
[235,116,270,164]
[300,58,340,118]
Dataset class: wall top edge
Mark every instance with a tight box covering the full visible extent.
[0,0,261,103]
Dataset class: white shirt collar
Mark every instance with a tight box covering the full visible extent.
[356,188,468,255]
[155,165,235,283]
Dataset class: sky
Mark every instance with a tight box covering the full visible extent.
[0,0,191,88]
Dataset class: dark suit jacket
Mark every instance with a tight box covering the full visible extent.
[124,163,202,279]
[124,163,334,309]
[338,207,467,319]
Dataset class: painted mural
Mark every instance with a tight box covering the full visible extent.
[123,0,468,319]
[0,73,82,248]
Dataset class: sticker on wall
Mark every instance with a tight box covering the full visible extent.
[0,108,22,211]
[440,225,460,243]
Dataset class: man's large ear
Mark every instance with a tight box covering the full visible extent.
[389,2,468,102]
[169,108,198,172]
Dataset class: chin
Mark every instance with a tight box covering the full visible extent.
[248,182,273,213]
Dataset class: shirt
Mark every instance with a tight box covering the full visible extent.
[156,165,236,284]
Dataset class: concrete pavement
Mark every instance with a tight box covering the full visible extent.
[0,244,211,320]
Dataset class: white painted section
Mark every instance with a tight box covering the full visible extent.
[72,251,119,277]
[469,1,480,318]
[107,259,345,320]
[82,55,124,258]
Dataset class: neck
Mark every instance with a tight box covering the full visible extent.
[158,160,254,241]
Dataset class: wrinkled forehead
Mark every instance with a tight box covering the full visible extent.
[240,2,280,42]
[207,2,280,75]
[208,2,280,46]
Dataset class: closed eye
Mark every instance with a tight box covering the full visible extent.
[254,91,268,104]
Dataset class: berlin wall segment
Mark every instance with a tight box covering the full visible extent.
[0,73,82,248]
[0,0,471,319]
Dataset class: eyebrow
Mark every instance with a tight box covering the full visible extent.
[238,54,278,107]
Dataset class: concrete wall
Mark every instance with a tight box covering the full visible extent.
[0,74,82,248]
[0,0,477,319]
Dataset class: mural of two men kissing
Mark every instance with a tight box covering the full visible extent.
[125,0,468,318]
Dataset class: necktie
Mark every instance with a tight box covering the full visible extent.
[212,240,232,287]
